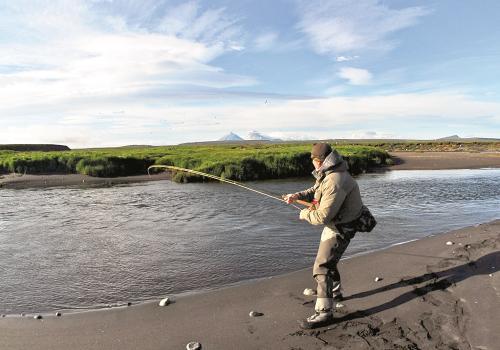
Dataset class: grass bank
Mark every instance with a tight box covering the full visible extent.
[0,144,389,182]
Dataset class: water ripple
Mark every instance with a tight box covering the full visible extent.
[0,169,499,314]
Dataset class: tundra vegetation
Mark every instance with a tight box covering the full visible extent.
[0,143,389,182]
[0,141,497,182]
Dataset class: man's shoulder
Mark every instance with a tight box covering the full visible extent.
[323,170,354,185]
[324,171,344,180]
[321,171,342,186]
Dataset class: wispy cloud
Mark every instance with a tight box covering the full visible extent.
[156,1,242,48]
[349,131,398,139]
[297,0,429,55]
[0,0,252,111]
[336,55,359,62]
[2,91,496,147]
[338,67,373,85]
[254,32,279,51]
[1,1,497,147]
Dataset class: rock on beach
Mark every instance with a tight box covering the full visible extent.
[186,342,202,350]
[159,298,170,307]
[249,311,264,317]
[303,288,316,296]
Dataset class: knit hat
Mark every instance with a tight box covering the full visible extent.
[311,143,332,161]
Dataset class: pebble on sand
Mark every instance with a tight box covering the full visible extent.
[34,315,42,320]
[303,288,316,296]
[374,277,383,282]
[56,312,62,317]
[446,241,454,246]
[186,341,202,350]
[249,311,264,317]
[159,298,171,307]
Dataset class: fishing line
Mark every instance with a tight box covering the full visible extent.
[147,165,311,211]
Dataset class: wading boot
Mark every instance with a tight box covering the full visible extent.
[299,297,334,329]
[332,293,344,302]
[299,310,334,329]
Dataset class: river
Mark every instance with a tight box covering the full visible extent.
[0,169,499,314]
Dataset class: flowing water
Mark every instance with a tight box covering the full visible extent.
[0,169,499,314]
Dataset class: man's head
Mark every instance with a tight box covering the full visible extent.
[311,143,332,171]
[311,143,332,162]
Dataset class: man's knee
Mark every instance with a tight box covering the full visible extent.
[314,273,327,283]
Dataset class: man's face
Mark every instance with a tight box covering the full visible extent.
[312,158,322,171]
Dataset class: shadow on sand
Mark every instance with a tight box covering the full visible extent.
[338,251,498,322]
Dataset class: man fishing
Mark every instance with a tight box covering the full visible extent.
[283,142,365,329]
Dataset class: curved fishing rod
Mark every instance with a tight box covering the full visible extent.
[147,165,313,211]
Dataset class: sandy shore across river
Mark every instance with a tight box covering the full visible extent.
[0,220,498,349]
[1,151,499,190]
[389,151,500,170]
[0,172,171,189]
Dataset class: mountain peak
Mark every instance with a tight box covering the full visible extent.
[218,132,244,141]
[437,135,461,141]
[247,130,281,141]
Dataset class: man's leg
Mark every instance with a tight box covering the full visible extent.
[300,227,352,329]
[316,227,353,298]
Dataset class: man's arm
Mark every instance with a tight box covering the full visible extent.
[300,178,346,225]
[294,185,317,202]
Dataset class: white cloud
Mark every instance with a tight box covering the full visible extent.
[254,32,279,51]
[0,125,94,147]
[297,0,429,54]
[349,131,397,139]
[336,55,359,62]
[1,91,499,147]
[324,85,347,96]
[0,1,252,110]
[338,67,373,85]
[156,1,242,48]
[266,131,317,141]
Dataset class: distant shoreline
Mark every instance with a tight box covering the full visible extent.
[1,151,499,189]
[0,173,171,189]
[388,151,500,170]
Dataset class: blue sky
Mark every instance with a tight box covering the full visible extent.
[1,0,499,147]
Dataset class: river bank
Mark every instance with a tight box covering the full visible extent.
[0,172,170,189]
[1,151,499,189]
[1,220,498,349]
[390,151,500,170]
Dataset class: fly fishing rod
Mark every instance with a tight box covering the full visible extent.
[147,165,314,211]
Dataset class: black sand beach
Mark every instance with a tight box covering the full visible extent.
[0,220,498,349]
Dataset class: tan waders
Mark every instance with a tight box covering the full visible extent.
[300,226,353,329]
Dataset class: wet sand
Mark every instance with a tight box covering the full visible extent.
[389,151,500,170]
[1,220,498,349]
[0,172,171,189]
